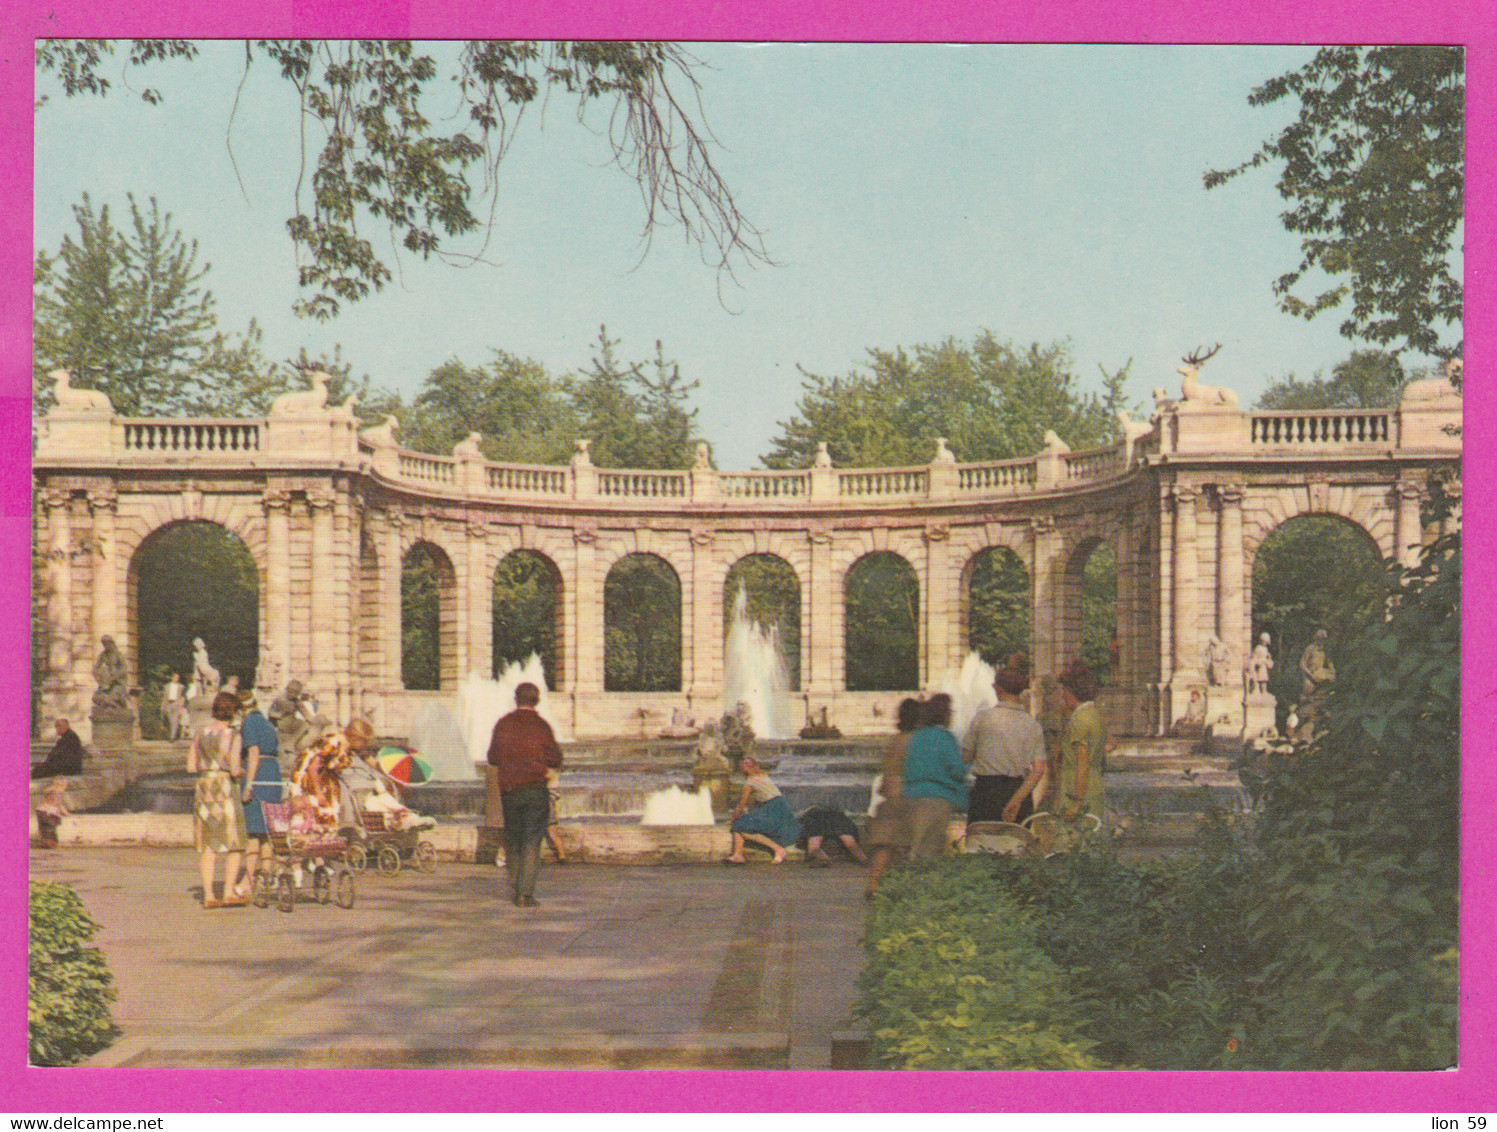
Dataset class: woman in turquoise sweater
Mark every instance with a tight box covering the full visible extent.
[902,694,969,859]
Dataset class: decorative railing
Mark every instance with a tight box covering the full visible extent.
[958,458,1037,492]
[1250,411,1393,446]
[486,464,568,495]
[398,451,457,485]
[121,419,261,452]
[718,470,809,498]
[596,470,688,498]
[838,468,929,498]
[1062,446,1123,481]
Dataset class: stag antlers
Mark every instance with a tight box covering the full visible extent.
[1180,343,1223,369]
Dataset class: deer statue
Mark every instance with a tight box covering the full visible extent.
[269,369,332,415]
[1116,409,1153,466]
[452,431,485,459]
[49,369,113,413]
[1042,429,1071,453]
[1177,344,1239,408]
[359,414,401,447]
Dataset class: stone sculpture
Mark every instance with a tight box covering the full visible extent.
[1299,628,1335,701]
[659,708,701,739]
[690,722,733,815]
[192,637,220,698]
[1177,344,1240,408]
[799,706,843,740]
[269,369,331,415]
[51,369,113,413]
[1201,635,1230,686]
[256,643,283,693]
[91,636,131,714]
[1246,632,1274,695]
[720,702,756,766]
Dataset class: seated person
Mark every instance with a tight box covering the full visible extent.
[33,718,84,779]
[362,779,436,832]
[796,804,868,866]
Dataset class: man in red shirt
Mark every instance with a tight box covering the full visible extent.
[487,682,563,907]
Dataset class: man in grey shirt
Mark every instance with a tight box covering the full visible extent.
[961,660,1047,826]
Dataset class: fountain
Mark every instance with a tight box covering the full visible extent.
[722,585,794,739]
[457,655,569,771]
[640,785,716,826]
[411,702,475,781]
[936,651,999,740]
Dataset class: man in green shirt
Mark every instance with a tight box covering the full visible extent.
[1057,661,1105,821]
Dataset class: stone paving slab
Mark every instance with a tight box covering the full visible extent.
[29,847,869,1070]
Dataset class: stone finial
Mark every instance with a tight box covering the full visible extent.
[932,437,956,464]
[269,370,332,415]
[359,414,400,447]
[1042,429,1071,454]
[694,442,713,470]
[812,442,833,469]
[572,438,593,467]
[453,431,484,459]
[49,369,113,414]
[1117,409,1152,466]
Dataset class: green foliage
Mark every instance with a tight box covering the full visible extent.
[568,327,704,469]
[1206,47,1463,359]
[859,858,1102,1069]
[763,334,1131,469]
[492,551,559,687]
[39,40,767,319]
[29,881,118,1066]
[33,194,271,416]
[724,555,801,689]
[845,553,919,691]
[135,522,259,692]
[604,554,682,692]
[1255,350,1407,411]
[1251,516,1387,716]
[967,547,1030,666]
[1080,543,1116,680]
[401,545,443,690]
[400,352,578,463]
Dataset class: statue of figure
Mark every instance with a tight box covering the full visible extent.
[256,644,283,693]
[1246,632,1274,695]
[191,637,220,698]
[720,702,756,766]
[812,442,833,469]
[1201,635,1230,686]
[693,442,712,470]
[223,675,240,695]
[799,706,843,740]
[1286,703,1301,740]
[1299,629,1335,700]
[659,707,701,739]
[690,723,729,774]
[268,679,317,752]
[91,635,131,713]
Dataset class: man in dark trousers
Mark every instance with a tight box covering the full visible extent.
[33,718,84,779]
[487,682,563,908]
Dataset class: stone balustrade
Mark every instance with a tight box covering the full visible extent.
[1249,410,1394,447]
[120,419,262,453]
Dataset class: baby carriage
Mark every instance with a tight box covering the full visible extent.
[254,799,356,912]
[963,811,1103,857]
[340,774,438,876]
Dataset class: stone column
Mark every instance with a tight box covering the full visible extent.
[805,529,837,697]
[308,488,336,696]
[573,531,603,694]
[88,487,119,667]
[380,511,404,689]
[1396,481,1424,567]
[466,520,492,679]
[1171,484,1201,680]
[1215,483,1245,675]
[332,488,355,722]
[1028,517,1058,680]
[688,530,723,708]
[922,524,952,685]
[263,488,293,690]
[40,489,76,710]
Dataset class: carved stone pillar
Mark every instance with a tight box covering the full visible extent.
[381,511,404,689]
[308,488,336,696]
[806,528,836,696]
[688,529,722,706]
[922,524,952,685]
[1028,517,1058,680]
[573,530,603,694]
[466,519,492,679]
[88,487,118,672]
[40,488,75,693]
[1171,485,1201,678]
[1396,481,1424,567]
[1215,483,1245,679]
[263,488,293,690]
[331,489,354,722]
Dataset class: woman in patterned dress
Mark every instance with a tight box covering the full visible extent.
[189,690,247,908]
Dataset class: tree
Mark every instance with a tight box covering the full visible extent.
[567,326,704,469]
[401,353,578,464]
[1255,349,1407,411]
[763,333,1131,469]
[1206,47,1463,360]
[37,40,769,320]
[33,194,268,416]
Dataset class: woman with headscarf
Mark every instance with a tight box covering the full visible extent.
[902,693,969,860]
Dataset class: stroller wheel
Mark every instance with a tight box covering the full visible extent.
[313,866,332,905]
[276,872,295,914]
[416,841,437,872]
[252,872,271,909]
[346,843,368,873]
[377,845,401,875]
[334,869,356,910]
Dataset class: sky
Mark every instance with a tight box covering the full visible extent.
[32,42,1448,470]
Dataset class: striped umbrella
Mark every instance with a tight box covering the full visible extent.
[375,748,434,785]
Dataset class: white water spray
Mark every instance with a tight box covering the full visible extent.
[722,585,795,738]
[458,654,569,769]
[935,651,999,741]
[640,784,716,826]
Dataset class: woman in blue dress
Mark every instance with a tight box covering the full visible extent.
[235,690,283,898]
[724,754,801,864]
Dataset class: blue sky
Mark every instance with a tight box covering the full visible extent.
[33,42,1426,470]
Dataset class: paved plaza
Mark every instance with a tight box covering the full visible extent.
[30,847,870,1070]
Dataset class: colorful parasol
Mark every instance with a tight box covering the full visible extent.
[376,748,434,784]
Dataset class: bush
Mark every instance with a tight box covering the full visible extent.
[858,857,1101,1069]
[28,881,118,1066]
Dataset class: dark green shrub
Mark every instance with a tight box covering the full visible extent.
[859,858,1101,1069]
[29,881,118,1066]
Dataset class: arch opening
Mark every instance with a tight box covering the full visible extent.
[1063,539,1117,685]
[605,553,682,692]
[723,553,801,691]
[129,520,259,738]
[845,552,919,692]
[964,546,1031,666]
[493,550,563,689]
[402,542,456,691]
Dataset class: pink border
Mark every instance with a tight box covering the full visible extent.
[3,0,1491,1113]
